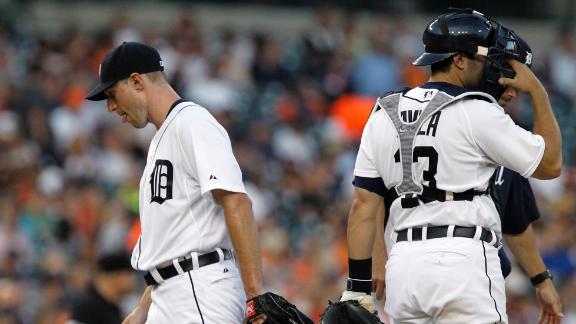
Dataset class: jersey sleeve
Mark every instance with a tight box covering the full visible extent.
[500,168,540,235]
[353,115,380,178]
[178,110,246,196]
[352,113,389,197]
[466,102,545,178]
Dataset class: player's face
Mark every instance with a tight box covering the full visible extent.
[112,270,135,295]
[104,80,148,128]
[498,87,518,108]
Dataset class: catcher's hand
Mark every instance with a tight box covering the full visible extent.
[246,292,314,324]
[320,298,384,324]
[340,291,376,312]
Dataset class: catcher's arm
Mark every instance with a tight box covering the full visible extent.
[343,187,383,312]
[372,201,387,301]
[348,187,382,260]
[320,187,384,323]
[499,60,562,179]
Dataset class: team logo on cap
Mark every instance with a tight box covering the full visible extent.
[525,52,532,65]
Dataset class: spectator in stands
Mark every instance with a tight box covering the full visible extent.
[348,22,400,96]
[70,252,134,324]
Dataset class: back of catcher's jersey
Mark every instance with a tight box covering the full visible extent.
[132,101,246,271]
[354,82,545,238]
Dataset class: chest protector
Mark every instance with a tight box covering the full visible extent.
[377,89,496,208]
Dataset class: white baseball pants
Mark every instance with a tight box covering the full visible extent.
[146,259,245,323]
[385,237,507,324]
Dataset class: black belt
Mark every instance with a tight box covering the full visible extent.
[396,226,498,246]
[144,249,233,286]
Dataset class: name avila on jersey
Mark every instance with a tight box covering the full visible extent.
[397,111,442,135]
[395,111,442,163]
[417,111,441,137]
[150,159,173,204]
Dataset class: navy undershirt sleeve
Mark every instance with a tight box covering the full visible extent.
[499,249,512,278]
[353,176,387,198]
[497,168,540,235]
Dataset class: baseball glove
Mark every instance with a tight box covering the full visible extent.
[246,292,314,324]
[320,300,384,324]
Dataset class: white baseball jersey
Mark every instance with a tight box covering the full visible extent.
[354,82,545,238]
[131,100,246,271]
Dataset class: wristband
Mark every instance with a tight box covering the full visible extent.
[346,278,372,294]
[530,269,552,286]
[347,258,372,294]
[348,258,372,280]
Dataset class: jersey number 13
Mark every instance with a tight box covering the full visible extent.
[396,146,438,189]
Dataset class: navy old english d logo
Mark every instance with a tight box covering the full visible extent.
[150,159,173,204]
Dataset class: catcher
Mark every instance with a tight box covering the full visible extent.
[322,8,561,324]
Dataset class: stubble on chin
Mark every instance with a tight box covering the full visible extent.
[134,120,148,129]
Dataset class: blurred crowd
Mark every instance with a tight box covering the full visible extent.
[0,5,575,324]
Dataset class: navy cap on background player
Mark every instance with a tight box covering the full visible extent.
[86,42,164,101]
[96,251,132,273]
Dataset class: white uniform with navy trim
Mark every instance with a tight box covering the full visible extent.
[354,83,544,324]
[133,100,246,323]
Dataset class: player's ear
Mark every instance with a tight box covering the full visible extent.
[452,53,467,71]
[128,73,145,92]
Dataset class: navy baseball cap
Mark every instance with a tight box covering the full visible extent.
[86,42,164,101]
[97,252,132,273]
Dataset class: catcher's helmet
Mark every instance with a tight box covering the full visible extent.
[413,10,496,66]
[413,9,532,99]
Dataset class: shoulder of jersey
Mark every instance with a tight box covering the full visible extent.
[416,88,502,116]
[175,102,228,137]
[456,95,503,114]
[176,102,213,121]
[371,87,412,114]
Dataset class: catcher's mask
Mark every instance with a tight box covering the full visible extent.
[413,8,533,100]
